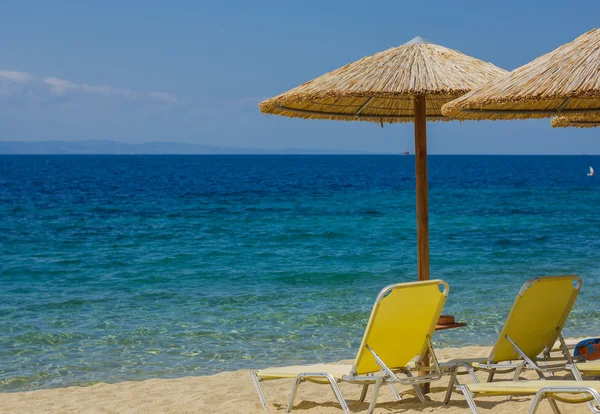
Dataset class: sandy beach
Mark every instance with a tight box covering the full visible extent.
[0,343,594,414]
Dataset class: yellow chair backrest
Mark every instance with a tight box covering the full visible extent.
[351,280,448,376]
[489,275,581,363]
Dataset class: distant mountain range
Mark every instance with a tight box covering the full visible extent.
[0,140,379,155]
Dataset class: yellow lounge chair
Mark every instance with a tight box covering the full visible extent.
[459,379,600,413]
[444,275,582,403]
[250,280,450,414]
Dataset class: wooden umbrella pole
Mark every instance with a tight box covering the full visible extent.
[414,95,430,281]
[414,94,431,394]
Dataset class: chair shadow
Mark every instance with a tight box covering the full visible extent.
[272,385,535,412]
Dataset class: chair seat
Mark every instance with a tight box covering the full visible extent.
[256,363,354,381]
[468,380,600,396]
[578,360,600,374]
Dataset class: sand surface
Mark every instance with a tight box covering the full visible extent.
[0,344,595,413]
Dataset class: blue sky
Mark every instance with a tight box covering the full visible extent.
[1,0,599,154]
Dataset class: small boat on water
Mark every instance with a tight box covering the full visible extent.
[403,151,410,155]
[588,166,595,176]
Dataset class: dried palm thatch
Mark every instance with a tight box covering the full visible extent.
[442,28,600,120]
[259,37,507,123]
[551,114,600,128]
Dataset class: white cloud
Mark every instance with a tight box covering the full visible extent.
[0,70,177,103]
[42,77,142,99]
[0,70,33,83]
[148,92,178,103]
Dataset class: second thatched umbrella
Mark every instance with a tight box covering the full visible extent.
[260,37,506,281]
[442,28,600,120]
[552,114,600,128]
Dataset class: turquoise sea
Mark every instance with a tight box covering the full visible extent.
[1,155,599,392]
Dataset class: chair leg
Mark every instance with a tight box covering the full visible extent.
[286,374,350,414]
[327,377,350,414]
[531,388,600,414]
[588,397,600,414]
[588,390,600,413]
[359,384,369,403]
[529,391,561,414]
[388,383,402,401]
[402,366,426,403]
[513,364,523,381]
[444,367,458,404]
[486,369,495,383]
[286,376,304,413]
[366,377,384,414]
[412,382,427,403]
[546,397,562,414]
[459,385,481,414]
[250,371,270,413]
[464,362,480,383]
[528,391,546,414]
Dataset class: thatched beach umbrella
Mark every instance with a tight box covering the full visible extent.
[260,37,506,281]
[552,114,600,128]
[442,28,600,120]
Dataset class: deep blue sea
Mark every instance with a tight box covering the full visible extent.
[1,155,599,392]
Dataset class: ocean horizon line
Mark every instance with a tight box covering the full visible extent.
[1,153,598,156]
[1,140,599,156]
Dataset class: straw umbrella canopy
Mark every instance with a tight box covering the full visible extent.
[442,28,600,120]
[260,37,507,281]
[552,114,600,128]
